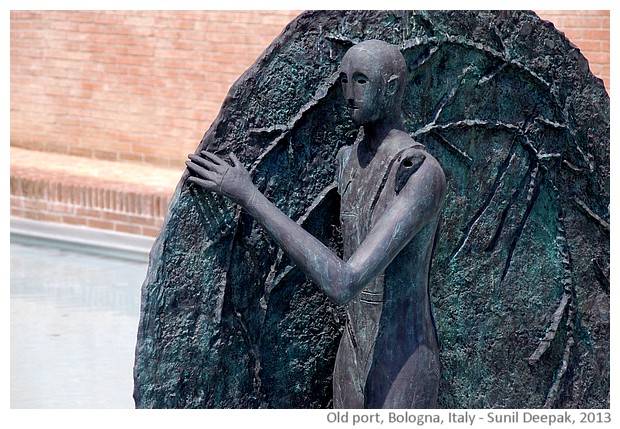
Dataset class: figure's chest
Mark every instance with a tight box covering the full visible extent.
[339,151,395,236]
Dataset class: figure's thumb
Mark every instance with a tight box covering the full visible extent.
[229,152,240,167]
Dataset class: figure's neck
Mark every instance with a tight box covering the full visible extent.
[357,113,404,167]
[362,113,403,147]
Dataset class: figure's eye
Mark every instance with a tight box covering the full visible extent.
[353,73,369,84]
[340,73,348,84]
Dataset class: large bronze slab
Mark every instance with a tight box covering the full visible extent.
[134,11,609,408]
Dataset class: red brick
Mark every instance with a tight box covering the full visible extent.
[60,214,89,227]
[85,217,116,230]
[559,15,604,29]
[601,40,610,52]
[573,39,604,53]
[142,225,163,237]
[74,204,101,218]
[10,206,27,217]
[126,213,158,226]
[114,222,143,235]
[97,210,128,223]
[580,29,610,41]
[585,52,610,65]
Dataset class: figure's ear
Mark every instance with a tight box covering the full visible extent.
[387,74,401,96]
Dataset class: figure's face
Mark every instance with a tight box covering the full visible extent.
[340,51,385,125]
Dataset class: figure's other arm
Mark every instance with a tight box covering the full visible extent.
[186,150,445,305]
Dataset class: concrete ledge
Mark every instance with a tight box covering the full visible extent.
[10,217,155,263]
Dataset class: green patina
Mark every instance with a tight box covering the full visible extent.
[134,11,609,408]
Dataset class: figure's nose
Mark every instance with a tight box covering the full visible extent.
[342,83,351,100]
[343,84,357,106]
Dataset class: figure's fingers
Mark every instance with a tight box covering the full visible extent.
[186,160,218,182]
[187,176,217,191]
[201,151,225,166]
[229,152,241,167]
[188,154,220,172]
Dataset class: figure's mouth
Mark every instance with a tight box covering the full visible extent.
[348,102,359,110]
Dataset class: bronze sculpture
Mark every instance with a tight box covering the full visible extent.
[186,40,445,408]
[135,11,610,409]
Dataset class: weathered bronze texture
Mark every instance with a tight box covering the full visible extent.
[134,11,609,409]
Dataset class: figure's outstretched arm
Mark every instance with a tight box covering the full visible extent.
[186,150,445,305]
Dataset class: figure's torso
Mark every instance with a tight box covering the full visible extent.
[334,129,441,408]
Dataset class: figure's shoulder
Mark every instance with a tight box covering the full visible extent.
[337,145,353,165]
[389,131,440,164]
[384,130,420,153]
[336,145,355,195]
[336,145,355,177]
[387,131,445,194]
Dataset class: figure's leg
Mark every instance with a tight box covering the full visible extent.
[366,345,440,409]
[384,345,440,408]
[332,329,364,408]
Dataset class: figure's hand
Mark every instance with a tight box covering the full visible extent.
[186,151,254,204]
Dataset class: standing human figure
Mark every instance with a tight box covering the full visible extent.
[186,40,446,408]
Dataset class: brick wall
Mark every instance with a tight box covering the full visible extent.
[10,10,302,168]
[10,147,178,237]
[10,10,610,238]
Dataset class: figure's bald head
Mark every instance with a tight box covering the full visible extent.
[342,40,407,94]
[340,40,407,125]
